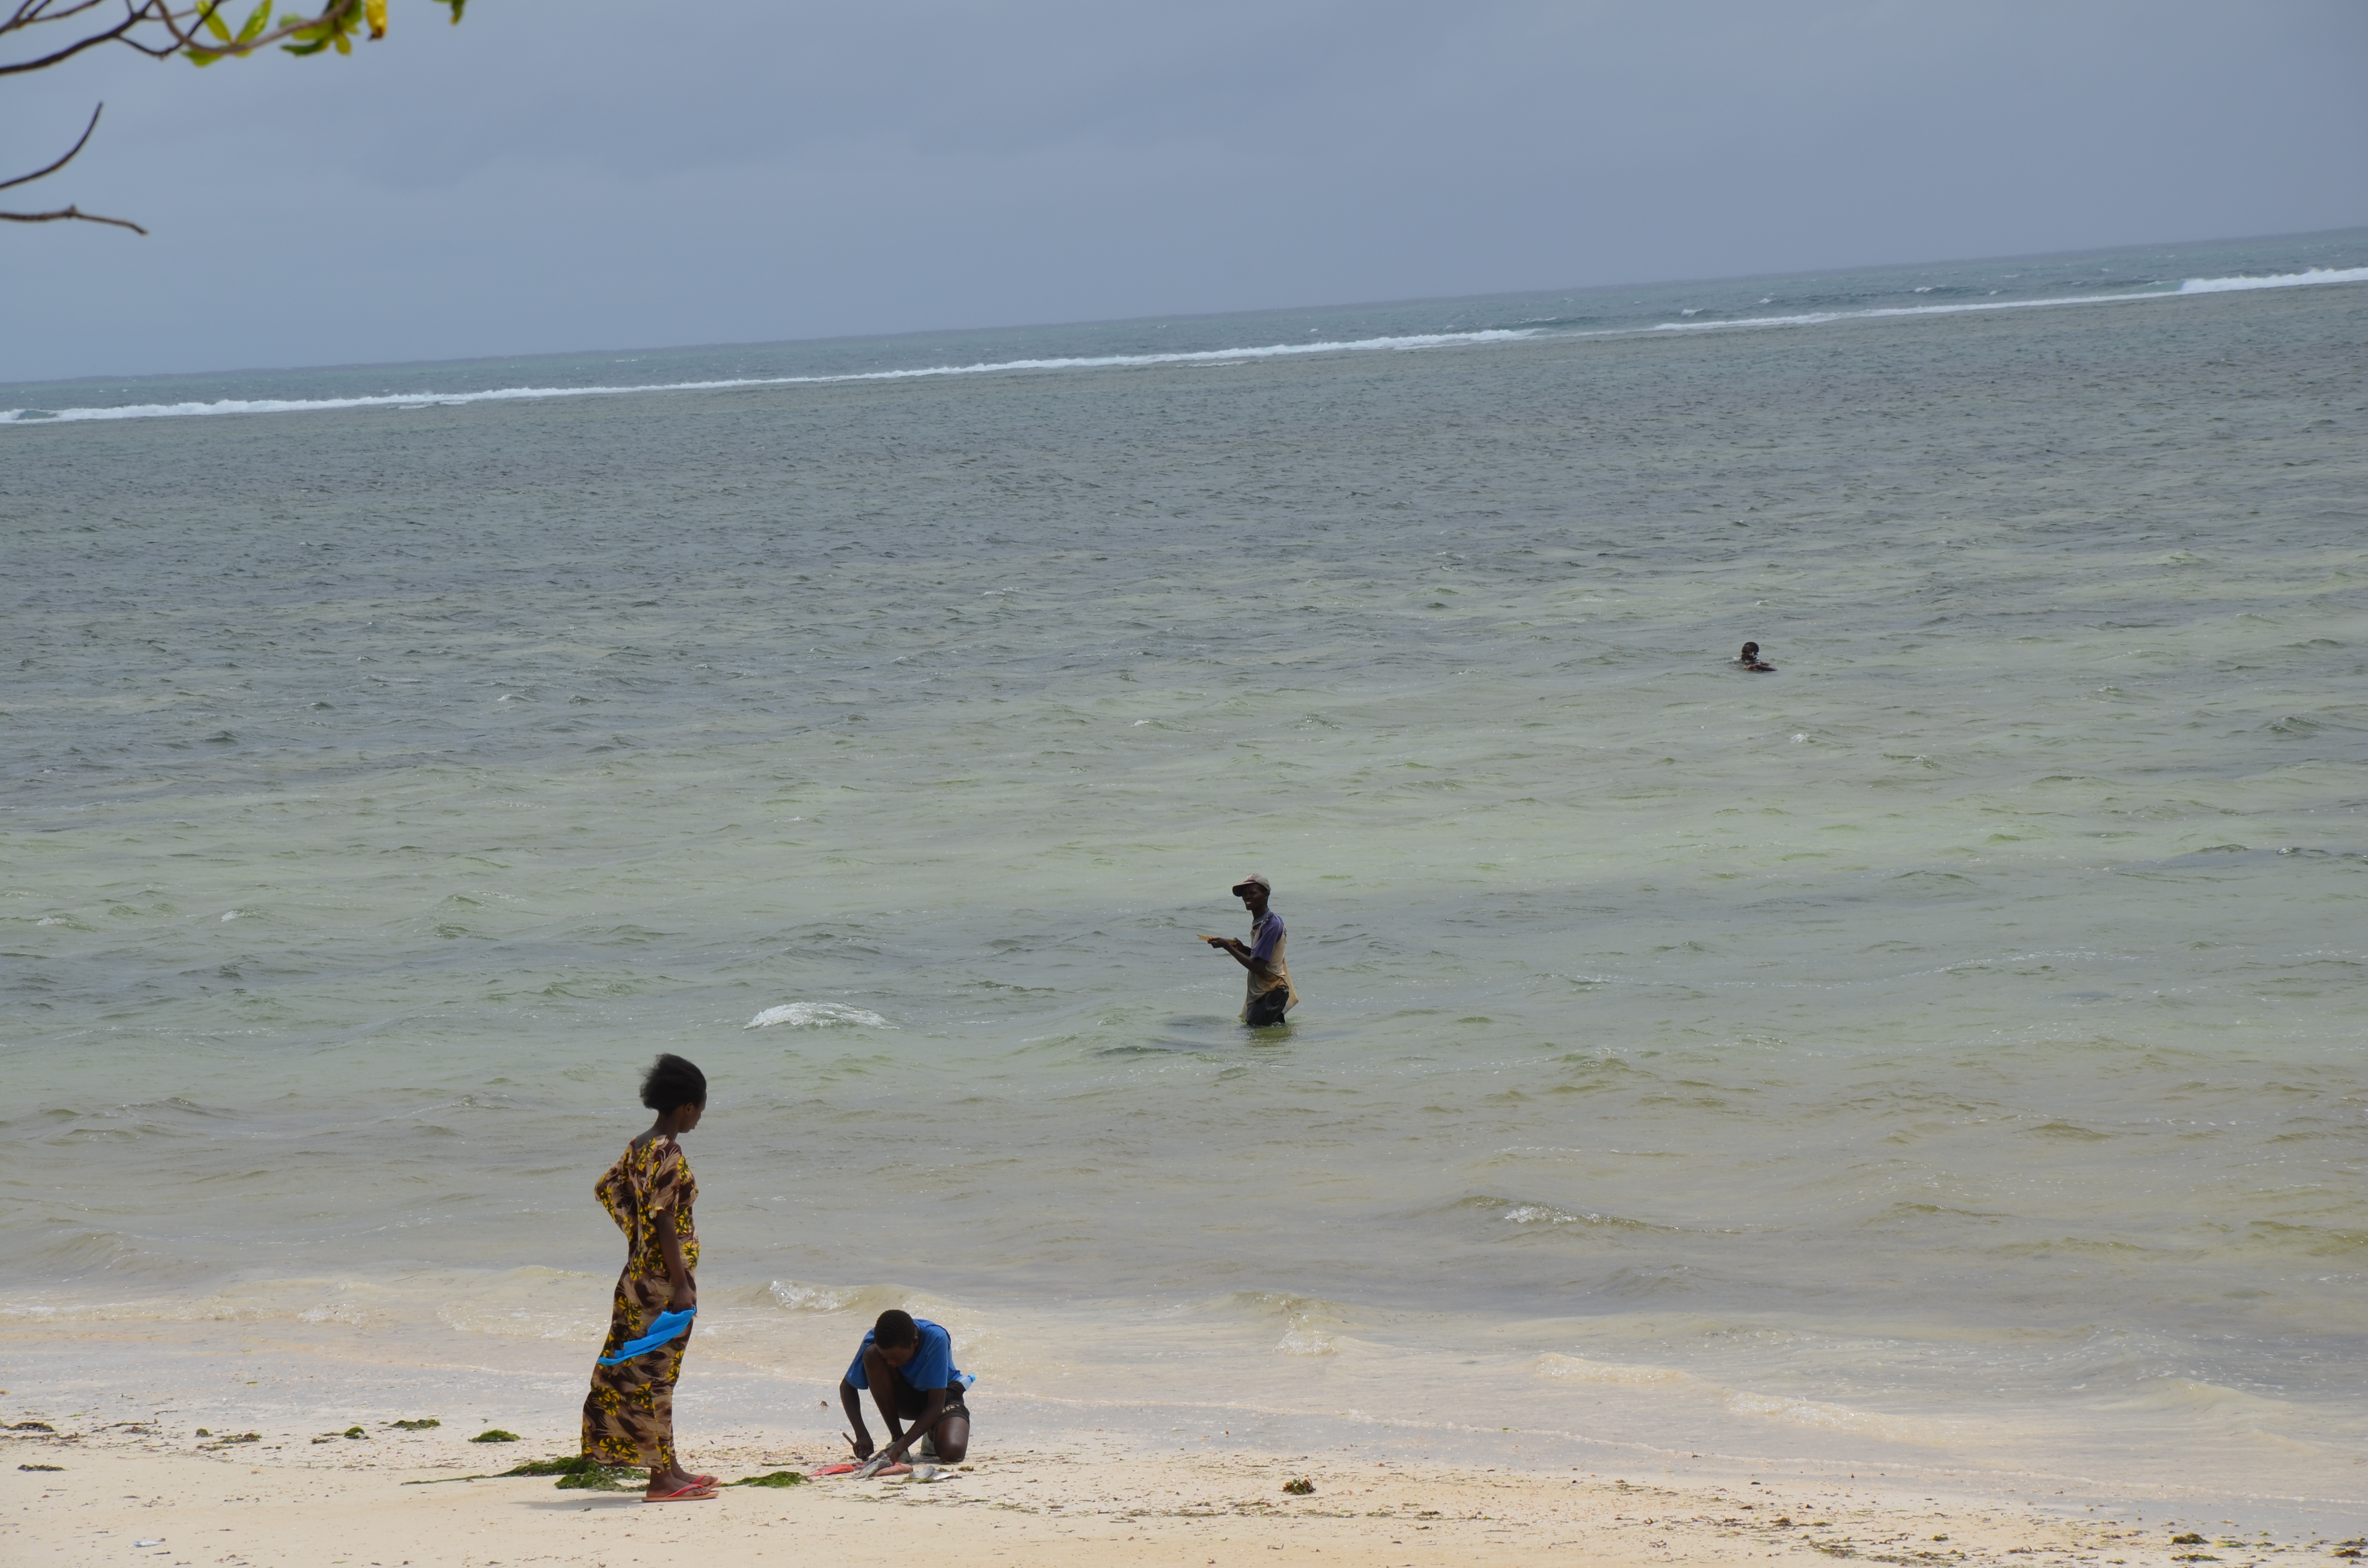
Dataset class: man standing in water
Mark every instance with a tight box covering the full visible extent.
[1204,872,1299,1027]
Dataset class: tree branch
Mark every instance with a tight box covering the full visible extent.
[0,0,382,74]
[0,0,159,75]
[3,0,466,236]
[0,100,105,193]
[160,0,361,63]
[0,99,146,230]
[11,1,123,30]
[0,202,149,233]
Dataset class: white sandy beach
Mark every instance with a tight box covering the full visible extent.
[12,1415,2347,1568]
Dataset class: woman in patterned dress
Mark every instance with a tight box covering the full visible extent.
[581,1054,714,1501]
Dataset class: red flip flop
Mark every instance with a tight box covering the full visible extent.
[644,1481,717,1502]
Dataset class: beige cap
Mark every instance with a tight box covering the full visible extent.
[1231,872,1272,895]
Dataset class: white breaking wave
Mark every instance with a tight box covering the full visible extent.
[1651,264,2368,337]
[765,1279,859,1312]
[2176,265,2368,294]
[744,1002,892,1029]
[0,328,1532,426]
[7,265,2360,425]
[1650,293,2170,332]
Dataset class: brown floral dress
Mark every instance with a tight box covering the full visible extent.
[580,1133,698,1468]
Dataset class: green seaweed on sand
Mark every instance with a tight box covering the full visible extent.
[729,1471,806,1488]
[470,1429,520,1443]
[507,1455,642,1489]
[2172,1536,2207,1546]
[389,1419,440,1431]
[404,1453,639,1487]
[555,1463,644,1491]
[343,1426,368,1439]
[1283,1478,1315,1495]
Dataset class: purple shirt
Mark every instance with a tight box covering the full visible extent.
[1250,909,1285,963]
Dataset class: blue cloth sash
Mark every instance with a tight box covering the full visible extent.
[597,1307,695,1365]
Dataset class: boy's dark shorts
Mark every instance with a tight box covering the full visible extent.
[893,1377,970,1422]
[1246,986,1291,1027]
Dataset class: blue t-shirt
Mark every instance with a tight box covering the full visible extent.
[846,1318,970,1392]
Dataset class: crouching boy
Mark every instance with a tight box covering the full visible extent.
[839,1309,972,1464]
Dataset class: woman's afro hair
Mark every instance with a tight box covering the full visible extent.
[640,1053,708,1113]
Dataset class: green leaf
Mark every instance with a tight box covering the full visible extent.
[197,1,234,41]
[236,0,272,44]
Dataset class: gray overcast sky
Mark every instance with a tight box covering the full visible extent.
[6,0,2365,383]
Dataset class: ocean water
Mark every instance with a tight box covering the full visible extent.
[5,232,2365,1526]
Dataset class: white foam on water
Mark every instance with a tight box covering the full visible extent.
[765,1279,861,1312]
[0,328,1534,426]
[1501,1203,1600,1225]
[2178,265,2368,294]
[744,1002,893,1029]
[1650,265,2368,336]
[7,265,2358,426]
[1534,1352,1688,1386]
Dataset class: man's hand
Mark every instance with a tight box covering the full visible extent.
[839,1378,875,1460]
[887,1388,948,1464]
[668,1279,697,1311]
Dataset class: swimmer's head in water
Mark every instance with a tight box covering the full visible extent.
[1740,642,1761,661]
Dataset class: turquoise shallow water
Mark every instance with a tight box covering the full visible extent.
[4,234,2366,1524]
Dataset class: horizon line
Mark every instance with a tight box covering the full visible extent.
[6,222,2365,394]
